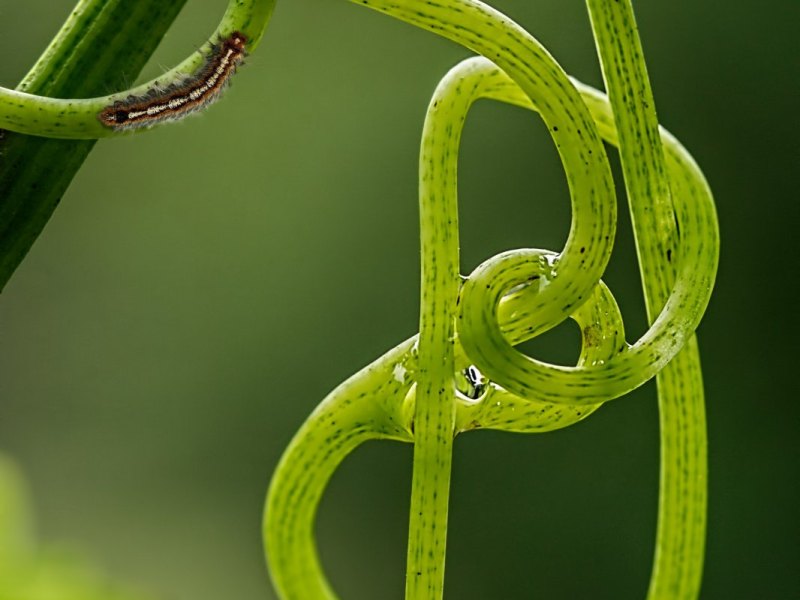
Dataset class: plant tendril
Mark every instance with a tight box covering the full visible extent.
[0,1,719,598]
[263,2,718,599]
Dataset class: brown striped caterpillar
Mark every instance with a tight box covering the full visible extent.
[98,32,247,130]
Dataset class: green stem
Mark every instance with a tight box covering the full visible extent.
[261,3,717,599]
[586,1,711,596]
[0,1,716,597]
[404,62,466,600]
[586,0,675,311]
[263,68,717,599]
[264,340,415,599]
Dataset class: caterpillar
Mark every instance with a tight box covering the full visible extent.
[98,31,247,130]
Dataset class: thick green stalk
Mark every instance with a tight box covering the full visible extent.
[586,1,712,596]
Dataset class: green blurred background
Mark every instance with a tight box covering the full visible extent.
[1,0,797,598]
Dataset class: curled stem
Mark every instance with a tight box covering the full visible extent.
[264,54,716,600]
[0,1,715,598]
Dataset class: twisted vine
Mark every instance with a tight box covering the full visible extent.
[1,0,719,599]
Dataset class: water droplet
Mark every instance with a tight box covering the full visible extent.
[456,364,487,400]
[538,254,559,287]
[540,254,558,268]
[393,363,407,383]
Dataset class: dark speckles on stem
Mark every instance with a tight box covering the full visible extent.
[263,4,716,598]
[582,324,601,347]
